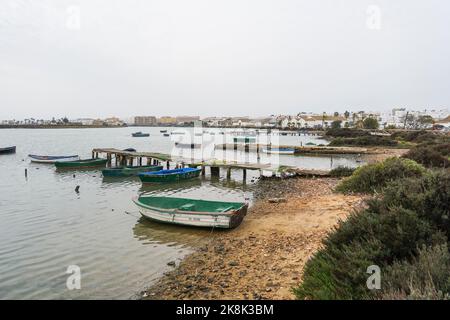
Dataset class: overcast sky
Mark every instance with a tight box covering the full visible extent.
[0,0,449,120]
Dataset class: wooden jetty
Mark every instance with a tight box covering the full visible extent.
[92,148,172,168]
[91,148,334,182]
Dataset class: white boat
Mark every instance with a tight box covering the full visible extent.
[28,154,80,164]
[262,147,295,155]
[133,196,248,229]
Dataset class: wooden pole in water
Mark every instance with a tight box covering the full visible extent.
[166,160,170,169]
[243,168,247,182]
[227,167,231,180]
[201,165,205,176]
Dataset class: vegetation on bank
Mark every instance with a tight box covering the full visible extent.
[294,147,450,299]
[328,166,355,177]
[335,158,425,194]
[325,128,448,148]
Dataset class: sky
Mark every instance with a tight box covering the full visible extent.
[0,0,449,120]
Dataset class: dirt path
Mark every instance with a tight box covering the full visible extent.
[143,178,364,300]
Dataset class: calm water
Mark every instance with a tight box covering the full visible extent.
[0,127,360,299]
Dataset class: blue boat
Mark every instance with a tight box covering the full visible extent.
[139,167,201,183]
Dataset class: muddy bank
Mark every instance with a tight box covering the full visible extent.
[142,177,364,300]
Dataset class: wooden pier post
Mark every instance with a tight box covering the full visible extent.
[166,160,170,170]
[211,166,220,177]
[243,168,247,183]
[92,151,95,159]
[201,165,206,176]
[226,167,231,180]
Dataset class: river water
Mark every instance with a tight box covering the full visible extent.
[0,127,360,299]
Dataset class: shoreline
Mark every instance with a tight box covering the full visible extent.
[141,177,365,300]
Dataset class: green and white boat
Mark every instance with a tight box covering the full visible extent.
[133,196,248,228]
[102,165,163,177]
[55,158,108,168]
[138,167,201,183]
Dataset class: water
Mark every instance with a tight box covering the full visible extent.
[0,127,361,299]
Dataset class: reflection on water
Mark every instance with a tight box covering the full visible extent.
[0,127,363,299]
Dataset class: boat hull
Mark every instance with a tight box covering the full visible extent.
[133,197,248,229]
[29,155,79,163]
[55,158,108,168]
[0,146,16,154]
[139,168,201,183]
[262,148,295,155]
[102,165,163,177]
[132,133,150,137]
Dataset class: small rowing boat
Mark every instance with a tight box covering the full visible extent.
[102,165,163,177]
[55,158,108,168]
[160,130,167,133]
[29,154,79,163]
[139,167,201,183]
[0,146,16,154]
[163,133,170,137]
[262,147,295,155]
[133,196,248,228]
[132,132,150,137]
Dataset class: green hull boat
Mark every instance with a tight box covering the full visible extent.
[139,167,201,183]
[133,196,248,228]
[55,158,108,168]
[102,165,163,177]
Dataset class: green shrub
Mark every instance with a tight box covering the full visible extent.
[404,144,450,168]
[325,128,368,138]
[294,171,450,300]
[329,166,355,177]
[336,158,426,194]
[294,207,441,300]
[329,136,398,147]
[380,244,450,300]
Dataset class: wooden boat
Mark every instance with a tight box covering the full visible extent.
[29,154,79,163]
[0,146,16,154]
[132,132,150,137]
[139,167,201,183]
[102,165,163,177]
[160,130,167,133]
[133,196,248,228]
[55,158,108,168]
[233,137,256,143]
[262,147,295,155]
[163,133,170,137]
[122,148,136,152]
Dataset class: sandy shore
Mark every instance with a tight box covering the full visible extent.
[143,177,365,300]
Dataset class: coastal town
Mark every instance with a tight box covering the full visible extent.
[1,108,450,131]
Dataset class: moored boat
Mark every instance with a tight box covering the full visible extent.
[102,165,163,177]
[163,133,170,137]
[133,196,248,228]
[0,146,16,154]
[175,142,201,149]
[139,167,201,183]
[55,158,108,168]
[160,130,167,133]
[132,132,150,137]
[262,147,295,155]
[29,154,79,163]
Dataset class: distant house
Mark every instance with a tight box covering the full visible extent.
[175,116,200,124]
[134,116,157,126]
[158,116,177,125]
